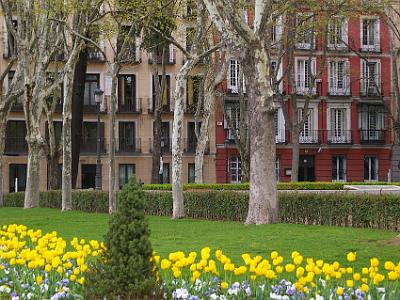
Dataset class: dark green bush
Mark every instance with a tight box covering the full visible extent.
[84,178,158,299]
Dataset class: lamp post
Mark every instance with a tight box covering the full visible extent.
[159,138,165,184]
[94,88,104,190]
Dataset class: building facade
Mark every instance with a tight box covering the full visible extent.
[1,14,217,193]
[216,12,393,183]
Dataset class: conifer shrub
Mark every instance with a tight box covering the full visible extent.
[84,177,159,299]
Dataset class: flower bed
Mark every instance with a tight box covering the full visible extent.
[155,249,400,299]
[0,224,105,299]
[1,224,400,299]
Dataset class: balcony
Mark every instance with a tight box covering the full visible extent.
[300,130,320,144]
[149,138,172,154]
[360,130,385,144]
[148,47,176,64]
[148,98,172,113]
[360,81,383,98]
[328,82,351,97]
[117,138,141,154]
[326,130,352,144]
[10,103,24,112]
[80,137,106,154]
[117,98,142,113]
[118,45,141,64]
[4,137,28,155]
[295,81,317,96]
[87,48,105,62]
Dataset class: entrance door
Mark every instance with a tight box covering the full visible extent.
[81,164,97,189]
[298,155,315,181]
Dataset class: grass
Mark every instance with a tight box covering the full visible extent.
[0,207,399,267]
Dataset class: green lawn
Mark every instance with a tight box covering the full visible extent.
[0,207,399,267]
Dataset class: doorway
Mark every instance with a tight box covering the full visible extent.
[299,155,315,182]
[81,164,98,189]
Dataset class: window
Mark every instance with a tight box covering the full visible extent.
[5,19,18,57]
[275,108,285,143]
[153,122,171,152]
[161,163,170,184]
[119,164,136,189]
[276,158,280,182]
[117,26,140,62]
[152,75,171,111]
[332,156,346,181]
[224,104,240,140]
[230,156,242,183]
[188,163,195,183]
[228,60,240,93]
[187,76,203,112]
[329,60,349,95]
[364,156,378,181]
[298,108,317,143]
[118,122,137,152]
[296,58,316,94]
[152,44,174,64]
[361,61,381,96]
[296,14,315,49]
[328,17,348,48]
[45,121,63,146]
[186,122,198,152]
[329,108,349,143]
[359,105,385,142]
[5,120,27,154]
[9,164,26,193]
[361,17,380,51]
[87,25,104,60]
[84,74,100,105]
[81,122,104,153]
[272,16,282,44]
[118,75,136,110]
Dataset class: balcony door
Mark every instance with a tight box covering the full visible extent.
[299,155,315,182]
[118,122,136,153]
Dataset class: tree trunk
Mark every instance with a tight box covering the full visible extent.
[47,111,61,190]
[241,151,250,182]
[24,140,41,208]
[244,46,278,225]
[108,63,119,213]
[62,44,82,211]
[194,94,213,184]
[48,155,61,190]
[172,69,190,219]
[291,127,300,182]
[71,49,88,188]
[0,118,6,207]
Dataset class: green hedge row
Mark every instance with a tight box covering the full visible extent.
[142,182,400,191]
[4,190,400,230]
[142,182,345,191]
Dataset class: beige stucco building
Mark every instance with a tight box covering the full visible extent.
[1,14,217,193]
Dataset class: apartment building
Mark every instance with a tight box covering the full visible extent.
[2,13,217,193]
[216,12,393,183]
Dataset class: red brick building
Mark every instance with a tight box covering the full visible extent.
[216,13,393,183]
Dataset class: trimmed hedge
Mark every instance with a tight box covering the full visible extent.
[4,189,400,230]
[142,182,346,191]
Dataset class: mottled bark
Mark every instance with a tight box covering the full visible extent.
[62,45,83,211]
[291,127,300,182]
[24,141,42,208]
[172,69,189,219]
[71,49,88,188]
[244,46,278,225]
[108,63,119,214]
